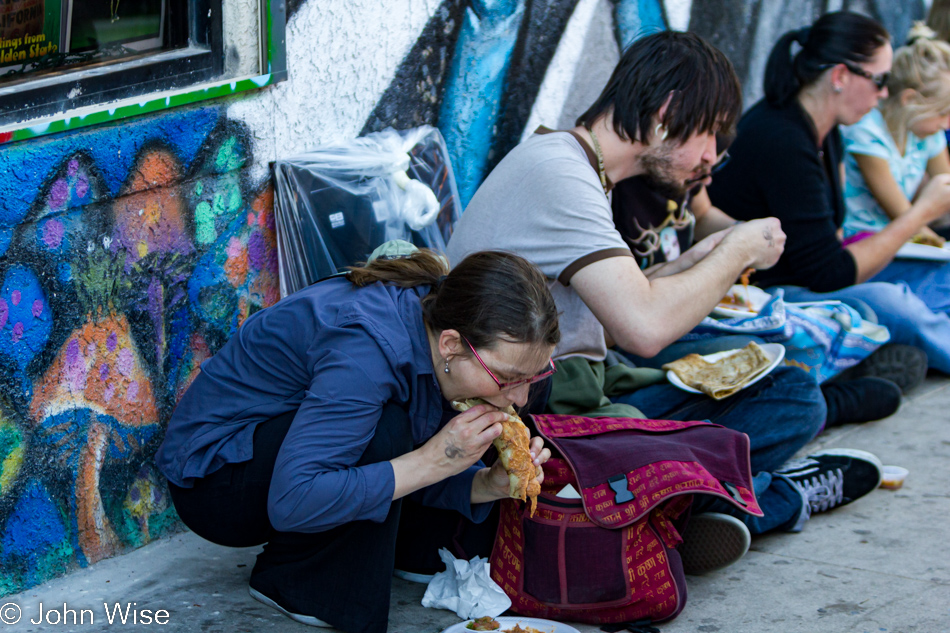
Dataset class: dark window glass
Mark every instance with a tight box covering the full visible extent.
[0,0,220,125]
[69,0,166,52]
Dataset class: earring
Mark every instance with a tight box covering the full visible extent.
[443,358,450,374]
[654,123,668,141]
[833,84,843,93]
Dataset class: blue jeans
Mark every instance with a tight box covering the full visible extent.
[779,282,950,373]
[612,366,825,534]
[870,259,950,315]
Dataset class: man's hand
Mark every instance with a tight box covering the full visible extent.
[644,226,733,279]
[721,217,785,270]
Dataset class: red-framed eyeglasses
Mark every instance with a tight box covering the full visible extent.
[462,336,557,390]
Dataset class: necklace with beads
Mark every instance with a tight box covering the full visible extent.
[588,128,609,196]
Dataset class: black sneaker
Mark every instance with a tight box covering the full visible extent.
[776,449,883,521]
[678,512,750,575]
[821,377,902,427]
[835,344,927,393]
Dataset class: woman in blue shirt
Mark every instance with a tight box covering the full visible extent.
[156,249,559,632]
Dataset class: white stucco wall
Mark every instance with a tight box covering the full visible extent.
[227,0,443,181]
[222,0,262,76]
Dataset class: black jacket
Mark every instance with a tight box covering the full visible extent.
[708,98,858,292]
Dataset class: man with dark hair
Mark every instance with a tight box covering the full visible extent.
[448,31,884,570]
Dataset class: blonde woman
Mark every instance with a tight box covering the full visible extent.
[840,23,950,312]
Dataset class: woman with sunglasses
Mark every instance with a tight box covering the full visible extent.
[709,11,950,382]
[155,247,558,633]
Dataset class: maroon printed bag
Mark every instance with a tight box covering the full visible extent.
[489,414,763,625]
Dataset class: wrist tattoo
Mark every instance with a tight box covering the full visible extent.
[445,444,463,459]
[763,227,775,248]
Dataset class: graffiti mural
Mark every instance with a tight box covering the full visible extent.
[365,0,923,205]
[0,106,278,595]
[691,0,926,106]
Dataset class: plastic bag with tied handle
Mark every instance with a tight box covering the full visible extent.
[273,126,461,297]
[421,548,511,619]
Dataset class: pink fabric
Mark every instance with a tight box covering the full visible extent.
[842,231,874,246]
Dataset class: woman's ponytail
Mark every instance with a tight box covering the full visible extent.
[764,29,808,106]
[345,249,448,288]
[764,12,890,106]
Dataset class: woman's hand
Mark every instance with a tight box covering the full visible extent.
[422,404,507,477]
[390,404,507,502]
[471,434,552,504]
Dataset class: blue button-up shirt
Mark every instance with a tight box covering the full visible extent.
[156,277,491,533]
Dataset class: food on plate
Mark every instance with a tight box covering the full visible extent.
[717,290,757,314]
[466,616,501,630]
[910,232,946,248]
[451,398,541,517]
[662,342,773,400]
[717,270,758,314]
[503,625,550,633]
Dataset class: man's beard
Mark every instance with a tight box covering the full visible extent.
[640,150,689,200]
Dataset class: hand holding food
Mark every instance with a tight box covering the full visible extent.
[427,404,510,475]
[452,398,542,516]
[910,227,946,248]
[725,217,785,270]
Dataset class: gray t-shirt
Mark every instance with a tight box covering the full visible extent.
[447,131,632,361]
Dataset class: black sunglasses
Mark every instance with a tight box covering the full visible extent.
[820,62,889,90]
[710,151,731,175]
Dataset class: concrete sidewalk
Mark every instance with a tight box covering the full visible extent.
[5,379,949,633]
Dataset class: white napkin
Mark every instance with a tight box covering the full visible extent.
[421,548,511,619]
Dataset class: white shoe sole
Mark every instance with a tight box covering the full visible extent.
[678,512,751,575]
[248,587,332,628]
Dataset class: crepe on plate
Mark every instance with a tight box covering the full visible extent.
[451,398,540,517]
[910,232,946,248]
[662,342,773,400]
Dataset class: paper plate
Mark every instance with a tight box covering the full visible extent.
[666,343,786,395]
[442,617,581,633]
[712,284,772,318]
[895,242,950,262]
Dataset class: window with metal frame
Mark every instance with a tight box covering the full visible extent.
[0,0,285,137]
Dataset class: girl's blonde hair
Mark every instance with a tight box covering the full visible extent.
[880,23,950,143]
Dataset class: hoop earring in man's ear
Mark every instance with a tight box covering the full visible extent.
[654,123,668,141]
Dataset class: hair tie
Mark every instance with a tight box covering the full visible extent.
[906,33,933,46]
[795,27,810,47]
[435,274,448,288]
